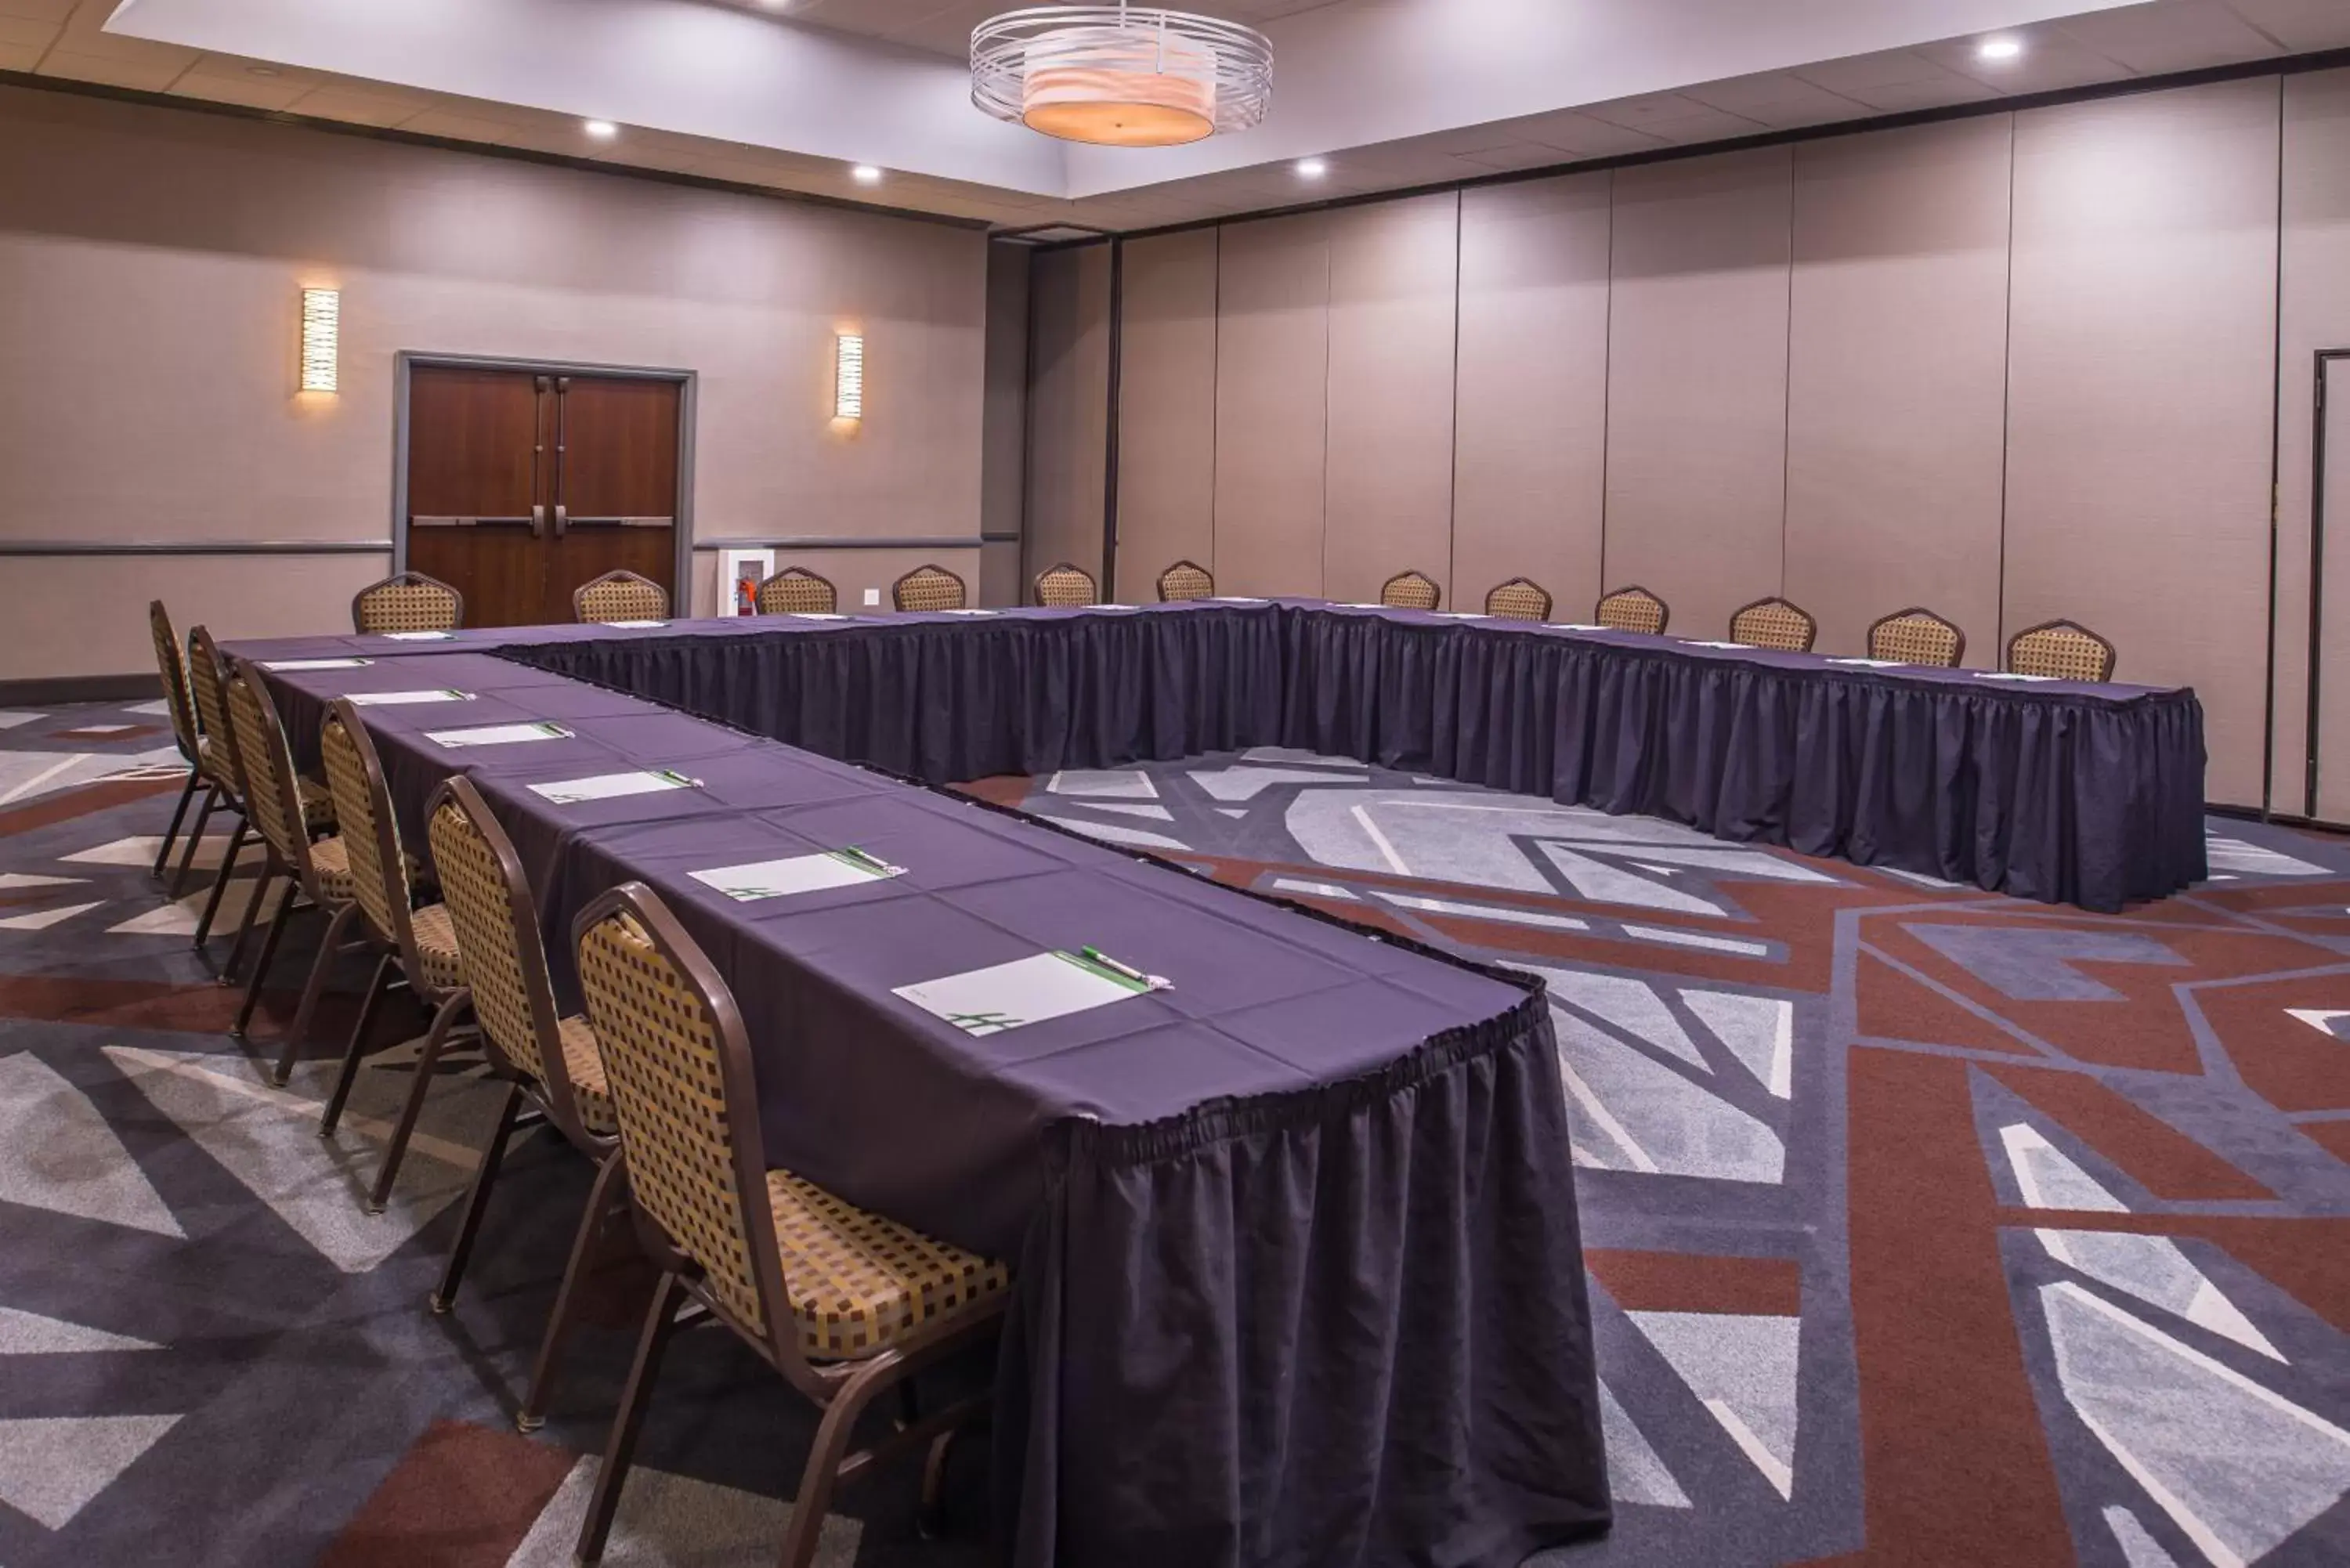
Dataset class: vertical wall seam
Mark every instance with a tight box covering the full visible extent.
[1209,226,1222,580]
[1102,240,1124,601]
[1599,168,1618,599]
[2263,74,2285,817]
[1320,221,1334,597]
[1448,188,1464,604]
[1780,146,1796,598]
[1996,111,2017,666]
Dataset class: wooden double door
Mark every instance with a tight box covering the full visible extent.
[405,364,683,627]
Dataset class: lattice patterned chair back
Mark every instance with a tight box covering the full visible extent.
[1033,562,1098,608]
[573,886,789,1360]
[891,564,967,612]
[1595,585,1669,635]
[2005,619,2115,683]
[1379,570,1441,611]
[1156,560,1213,602]
[320,701,424,963]
[225,664,323,876]
[352,572,463,634]
[574,570,670,624]
[148,602,202,768]
[1484,578,1552,621]
[1868,606,1965,667]
[754,567,838,616]
[428,775,608,1140]
[1729,596,1817,653]
[186,627,246,799]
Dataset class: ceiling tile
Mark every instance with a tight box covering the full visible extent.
[0,38,41,70]
[1682,70,1874,128]
[2221,0,2350,50]
[1580,92,1770,142]
[35,49,188,91]
[54,2,201,66]
[285,88,443,128]
[1448,143,1578,173]
[2055,0,2282,71]
[1506,110,1672,157]
[0,14,56,48]
[0,0,76,22]
[1792,48,1973,93]
[1918,27,2137,92]
[168,72,313,112]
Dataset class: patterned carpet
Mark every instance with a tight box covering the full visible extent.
[4,699,2348,1566]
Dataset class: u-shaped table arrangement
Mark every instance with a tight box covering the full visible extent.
[233,598,2204,1566]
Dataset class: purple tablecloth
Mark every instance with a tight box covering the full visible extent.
[235,643,1611,1568]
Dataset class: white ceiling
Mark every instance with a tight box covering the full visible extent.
[6,0,2348,230]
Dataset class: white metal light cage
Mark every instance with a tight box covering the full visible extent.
[971,5,1273,148]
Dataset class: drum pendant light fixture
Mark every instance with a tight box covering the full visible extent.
[971,5,1274,148]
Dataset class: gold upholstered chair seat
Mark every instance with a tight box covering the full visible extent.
[408,901,466,992]
[555,1014,619,1136]
[306,836,356,902]
[298,776,336,828]
[764,1169,1011,1361]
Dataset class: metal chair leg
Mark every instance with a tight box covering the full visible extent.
[231,877,299,1039]
[430,1079,526,1316]
[513,1147,627,1430]
[916,1429,956,1540]
[192,815,248,950]
[775,1364,891,1568]
[319,952,395,1120]
[152,771,199,880]
[273,901,358,1085]
[171,786,221,901]
[577,1270,689,1567]
[219,850,275,986]
[366,988,471,1213]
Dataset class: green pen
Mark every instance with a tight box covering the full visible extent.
[833,845,896,876]
[655,768,701,788]
[1079,945,1149,985]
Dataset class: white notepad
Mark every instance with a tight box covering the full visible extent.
[790,613,849,622]
[379,630,455,642]
[263,657,372,671]
[689,850,904,902]
[1432,612,1491,620]
[528,769,698,804]
[606,620,668,629]
[893,950,1166,1036]
[1555,623,1604,631]
[428,721,572,748]
[347,689,472,706]
[1682,640,1747,649]
[935,609,996,616]
[1976,671,2061,682]
[1829,658,1907,669]
[1210,596,1269,604]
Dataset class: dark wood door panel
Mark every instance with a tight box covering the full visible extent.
[408,525,545,629]
[407,366,543,516]
[553,526,678,616]
[557,376,681,522]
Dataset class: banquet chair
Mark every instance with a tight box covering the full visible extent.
[186,627,334,965]
[423,774,622,1430]
[1484,578,1552,621]
[569,884,1010,1568]
[312,701,476,1213]
[1595,585,1669,635]
[1728,596,1817,653]
[892,563,967,612]
[221,663,356,1048]
[2006,619,2115,682]
[1867,606,1965,667]
[1157,559,1214,602]
[574,570,669,624]
[1380,569,1441,611]
[352,571,463,634]
[146,602,218,884]
[755,566,838,616]
[1034,562,1098,607]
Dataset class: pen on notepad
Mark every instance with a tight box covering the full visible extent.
[837,845,895,875]
[1079,945,1148,985]
[656,768,702,788]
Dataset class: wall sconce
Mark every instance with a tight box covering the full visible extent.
[834,331,864,420]
[300,287,340,392]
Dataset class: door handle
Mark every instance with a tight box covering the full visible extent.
[554,504,568,537]
[530,504,546,538]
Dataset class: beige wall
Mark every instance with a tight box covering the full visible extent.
[1114,229,1219,603]
[1079,71,2335,809]
[1021,243,1111,597]
[0,85,990,680]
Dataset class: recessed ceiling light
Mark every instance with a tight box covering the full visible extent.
[851,164,883,184]
[756,0,791,9]
[1977,36,2023,62]
[1296,157,1327,179]
[583,119,619,139]
[245,64,281,78]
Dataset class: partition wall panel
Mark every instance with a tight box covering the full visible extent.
[1114,229,1220,603]
[1451,173,1612,622]
[1213,212,1332,596]
[2278,68,2350,820]
[2003,78,2280,807]
[1321,192,1461,605]
[1022,243,1112,591]
[1784,117,2013,662]
[1602,147,1795,638]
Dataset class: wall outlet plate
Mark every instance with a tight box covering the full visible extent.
[864,588,881,606]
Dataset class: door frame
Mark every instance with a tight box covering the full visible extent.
[390,352,698,601]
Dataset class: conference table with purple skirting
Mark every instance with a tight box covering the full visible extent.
[229,597,2204,1566]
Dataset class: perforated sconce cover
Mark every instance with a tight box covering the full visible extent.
[300,287,340,392]
[835,331,864,419]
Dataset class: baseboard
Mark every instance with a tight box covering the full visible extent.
[2204,802,2350,836]
[0,674,164,706]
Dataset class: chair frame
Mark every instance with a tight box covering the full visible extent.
[1595,584,1670,636]
[891,562,968,612]
[2005,618,2116,683]
[1727,595,1819,653]
[350,570,464,634]
[1032,561,1099,608]
[183,627,259,961]
[1483,578,1553,620]
[754,565,839,616]
[573,569,671,624]
[423,773,624,1432]
[146,602,211,883]
[307,700,479,1213]
[569,883,1003,1567]
[1156,559,1214,602]
[1867,605,1967,667]
[1379,569,1442,612]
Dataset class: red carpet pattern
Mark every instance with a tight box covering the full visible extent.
[2,705,2345,1566]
